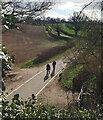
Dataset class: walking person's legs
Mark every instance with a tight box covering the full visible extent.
[48,70,50,74]
[47,69,49,76]
[53,66,55,72]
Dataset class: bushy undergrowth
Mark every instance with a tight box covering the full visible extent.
[60,64,83,91]
[59,23,75,35]
[2,93,103,120]
[60,50,100,93]
[75,68,97,90]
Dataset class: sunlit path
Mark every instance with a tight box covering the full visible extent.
[7,59,66,101]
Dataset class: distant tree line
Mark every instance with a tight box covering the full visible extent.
[25,17,67,25]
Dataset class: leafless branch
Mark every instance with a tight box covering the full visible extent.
[2,0,55,22]
[79,0,96,15]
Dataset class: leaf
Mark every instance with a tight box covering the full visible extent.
[79,110,83,113]
[21,101,24,106]
[13,94,19,100]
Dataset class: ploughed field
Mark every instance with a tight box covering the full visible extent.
[3,24,66,66]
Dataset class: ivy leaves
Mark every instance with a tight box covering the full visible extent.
[2,92,103,119]
[2,14,17,29]
[1,2,17,30]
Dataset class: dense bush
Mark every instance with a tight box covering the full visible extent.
[60,65,83,91]
[2,93,103,119]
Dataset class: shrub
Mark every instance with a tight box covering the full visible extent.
[60,65,83,91]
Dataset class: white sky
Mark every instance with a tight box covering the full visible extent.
[44,0,102,20]
[4,0,102,20]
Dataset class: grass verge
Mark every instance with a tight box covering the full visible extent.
[59,48,98,92]
[60,64,83,91]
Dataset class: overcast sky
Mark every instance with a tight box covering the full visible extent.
[44,0,102,20]
[4,0,102,20]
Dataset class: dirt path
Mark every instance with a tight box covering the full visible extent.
[6,50,79,107]
[6,58,66,101]
[5,65,46,93]
[37,75,78,108]
[5,50,78,93]
[37,50,79,108]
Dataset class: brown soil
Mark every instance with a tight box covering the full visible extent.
[2,24,64,66]
[37,75,79,108]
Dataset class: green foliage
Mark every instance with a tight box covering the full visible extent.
[2,14,17,29]
[2,93,66,119]
[75,68,97,90]
[87,75,96,89]
[82,22,101,48]
[2,92,103,119]
[60,23,75,35]
[1,46,15,119]
[1,45,14,77]
[1,45,15,93]
[66,12,89,36]
[60,65,83,90]
[1,2,17,29]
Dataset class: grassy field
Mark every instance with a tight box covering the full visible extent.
[47,23,75,35]
[46,23,85,37]
[58,23,75,35]
[3,22,88,72]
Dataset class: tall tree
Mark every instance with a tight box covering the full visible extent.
[66,12,89,37]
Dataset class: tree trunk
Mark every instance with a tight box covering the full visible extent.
[75,31,78,37]
[57,31,60,37]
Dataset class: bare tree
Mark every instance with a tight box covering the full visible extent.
[1,0,55,29]
[101,1,103,11]
[79,0,96,15]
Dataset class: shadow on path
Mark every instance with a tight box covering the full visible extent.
[51,69,55,78]
[44,73,49,82]
[44,67,56,82]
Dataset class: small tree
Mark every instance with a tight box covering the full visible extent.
[66,12,89,37]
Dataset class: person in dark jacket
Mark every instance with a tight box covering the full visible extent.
[46,64,51,75]
[52,61,56,71]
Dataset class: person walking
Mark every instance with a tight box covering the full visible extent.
[46,64,51,75]
[52,61,56,71]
